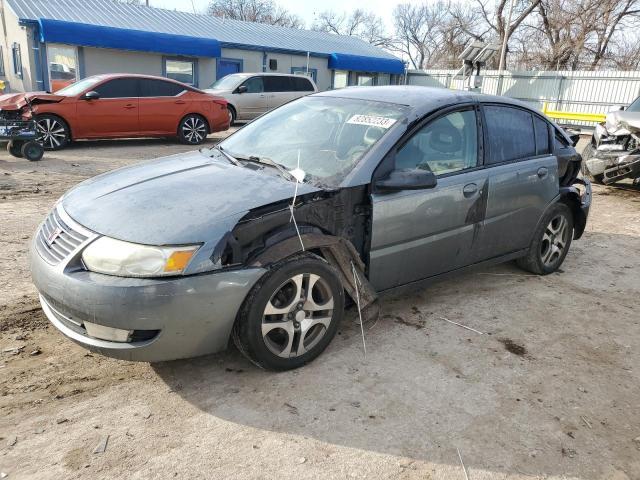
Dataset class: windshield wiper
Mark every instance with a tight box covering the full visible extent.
[214,145,242,166]
[235,154,300,183]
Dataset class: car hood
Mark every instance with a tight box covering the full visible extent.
[605,110,640,134]
[61,150,319,245]
[0,92,65,111]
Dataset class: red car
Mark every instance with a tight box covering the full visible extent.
[0,74,229,150]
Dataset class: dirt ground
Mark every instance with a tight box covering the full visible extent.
[0,134,639,480]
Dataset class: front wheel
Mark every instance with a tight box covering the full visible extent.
[35,114,70,150]
[517,203,574,275]
[232,253,345,370]
[178,114,208,145]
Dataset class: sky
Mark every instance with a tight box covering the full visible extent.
[145,0,411,31]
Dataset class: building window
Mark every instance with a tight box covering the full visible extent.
[0,47,5,76]
[164,58,196,86]
[291,67,317,82]
[47,44,78,92]
[333,70,348,89]
[12,43,22,78]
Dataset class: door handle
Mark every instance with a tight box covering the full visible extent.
[463,183,478,197]
[537,167,548,178]
[259,94,266,98]
[174,100,186,104]
[124,104,136,109]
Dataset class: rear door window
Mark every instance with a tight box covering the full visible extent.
[264,76,293,93]
[139,79,185,97]
[533,116,550,155]
[292,76,314,92]
[94,78,139,98]
[483,105,536,164]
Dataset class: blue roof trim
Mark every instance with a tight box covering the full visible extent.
[38,19,221,58]
[328,53,405,75]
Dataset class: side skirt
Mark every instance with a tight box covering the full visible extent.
[378,249,528,298]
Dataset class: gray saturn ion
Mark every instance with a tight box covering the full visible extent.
[30,86,591,370]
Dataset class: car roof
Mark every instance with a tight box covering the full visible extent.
[316,86,539,119]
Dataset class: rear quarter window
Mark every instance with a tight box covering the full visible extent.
[292,76,314,92]
[534,116,551,155]
[484,105,536,164]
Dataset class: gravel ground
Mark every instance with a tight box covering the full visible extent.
[0,135,639,480]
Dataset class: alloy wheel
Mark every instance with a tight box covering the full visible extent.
[540,214,569,268]
[36,118,67,149]
[261,273,334,358]
[182,117,207,144]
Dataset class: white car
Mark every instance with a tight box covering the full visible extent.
[206,73,317,124]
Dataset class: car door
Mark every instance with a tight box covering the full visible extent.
[472,104,558,262]
[75,78,139,138]
[234,76,267,120]
[263,76,295,110]
[291,76,315,101]
[138,78,188,134]
[369,106,489,291]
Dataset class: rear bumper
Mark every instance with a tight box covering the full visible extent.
[30,237,265,362]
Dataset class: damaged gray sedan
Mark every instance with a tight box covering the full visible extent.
[582,96,640,184]
[30,86,591,370]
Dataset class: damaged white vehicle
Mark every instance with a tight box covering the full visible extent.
[582,97,640,185]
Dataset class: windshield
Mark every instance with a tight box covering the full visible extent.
[219,96,408,187]
[627,97,640,112]
[209,74,244,90]
[55,77,103,96]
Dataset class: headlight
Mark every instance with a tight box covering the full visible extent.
[82,237,200,277]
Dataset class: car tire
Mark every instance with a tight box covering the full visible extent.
[21,141,44,161]
[517,202,574,275]
[580,143,604,184]
[34,114,70,151]
[227,105,236,126]
[7,140,24,158]
[178,114,209,145]
[232,253,345,371]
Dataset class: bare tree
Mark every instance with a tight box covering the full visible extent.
[312,9,391,47]
[208,0,304,28]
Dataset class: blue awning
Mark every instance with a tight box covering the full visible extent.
[38,19,221,58]
[328,53,405,75]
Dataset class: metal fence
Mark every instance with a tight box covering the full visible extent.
[407,69,640,127]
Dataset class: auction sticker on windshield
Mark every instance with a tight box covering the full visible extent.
[347,115,397,129]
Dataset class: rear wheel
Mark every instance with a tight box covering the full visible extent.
[232,253,344,370]
[517,203,574,275]
[7,140,24,158]
[178,114,208,145]
[21,141,44,161]
[35,114,70,151]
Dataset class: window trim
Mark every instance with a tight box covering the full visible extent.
[162,56,198,87]
[479,102,551,168]
[12,43,22,79]
[373,102,484,183]
[46,43,79,87]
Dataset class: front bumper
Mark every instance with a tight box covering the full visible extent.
[29,213,265,362]
[587,150,640,184]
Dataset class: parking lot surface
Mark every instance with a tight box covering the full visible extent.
[1,135,639,479]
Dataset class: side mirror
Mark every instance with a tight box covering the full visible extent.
[608,105,624,113]
[82,91,100,101]
[375,169,437,191]
[236,85,248,94]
